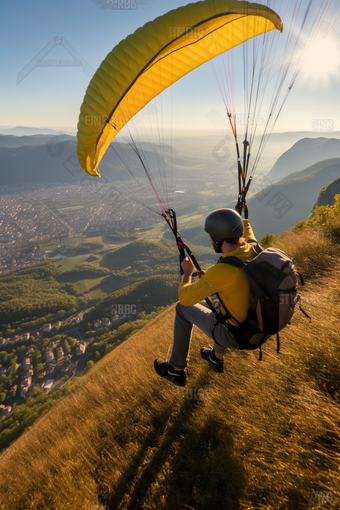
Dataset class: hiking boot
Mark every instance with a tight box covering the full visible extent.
[200,348,224,373]
[154,358,186,387]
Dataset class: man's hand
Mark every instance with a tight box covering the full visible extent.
[181,257,194,284]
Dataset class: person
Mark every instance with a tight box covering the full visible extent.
[154,208,258,386]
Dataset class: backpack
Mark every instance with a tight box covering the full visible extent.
[215,242,311,359]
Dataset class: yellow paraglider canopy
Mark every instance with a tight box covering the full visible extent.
[77,0,282,176]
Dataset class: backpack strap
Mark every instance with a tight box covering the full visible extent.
[295,271,305,286]
[246,240,263,256]
[218,255,246,268]
[216,291,242,326]
[297,295,312,321]
[259,345,263,361]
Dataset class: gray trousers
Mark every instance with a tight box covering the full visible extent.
[169,301,241,370]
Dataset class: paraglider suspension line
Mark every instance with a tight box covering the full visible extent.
[162,208,221,321]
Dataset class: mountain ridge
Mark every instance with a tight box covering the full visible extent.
[311,177,340,213]
[267,137,340,183]
[247,157,340,236]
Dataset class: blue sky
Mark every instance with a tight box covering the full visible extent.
[1,0,340,134]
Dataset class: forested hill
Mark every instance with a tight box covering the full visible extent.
[0,203,340,509]
[266,137,340,183]
[312,177,340,212]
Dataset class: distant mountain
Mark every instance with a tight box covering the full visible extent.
[0,134,74,149]
[311,177,340,214]
[0,137,183,187]
[267,138,340,183]
[246,158,340,236]
[255,131,340,144]
[169,131,340,178]
[0,126,73,136]
[0,139,83,185]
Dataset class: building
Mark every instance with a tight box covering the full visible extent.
[49,341,57,349]
[21,332,30,341]
[22,357,31,369]
[20,382,28,397]
[55,321,62,327]
[23,376,32,387]
[0,405,12,416]
[43,379,54,390]
[57,347,64,359]
[76,341,85,356]
[23,369,34,379]
[0,338,5,346]
[94,320,102,328]
[46,349,54,363]
[9,385,17,395]
[42,324,52,332]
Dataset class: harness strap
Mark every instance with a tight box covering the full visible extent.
[163,208,221,323]
[296,271,305,286]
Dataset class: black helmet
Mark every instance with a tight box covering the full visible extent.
[204,208,244,245]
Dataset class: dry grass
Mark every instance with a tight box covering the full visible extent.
[274,225,339,278]
[0,235,340,509]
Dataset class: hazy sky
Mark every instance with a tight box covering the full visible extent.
[1,0,340,135]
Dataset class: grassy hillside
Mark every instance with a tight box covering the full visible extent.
[0,220,339,509]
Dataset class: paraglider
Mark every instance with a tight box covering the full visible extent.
[77,0,284,279]
[77,0,334,272]
[77,0,282,177]
[76,0,334,375]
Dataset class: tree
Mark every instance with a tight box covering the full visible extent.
[66,337,77,349]
[85,360,94,372]
[0,352,8,365]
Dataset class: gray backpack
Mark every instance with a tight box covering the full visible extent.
[216,242,310,359]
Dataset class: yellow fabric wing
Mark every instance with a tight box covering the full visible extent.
[77,0,282,176]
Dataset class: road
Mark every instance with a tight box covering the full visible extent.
[76,347,93,372]
[15,305,93,341]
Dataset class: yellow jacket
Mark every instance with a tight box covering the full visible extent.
[178,220,258,326]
